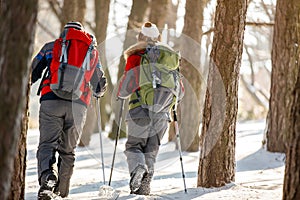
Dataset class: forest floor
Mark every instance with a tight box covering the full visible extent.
[25,120,285,200]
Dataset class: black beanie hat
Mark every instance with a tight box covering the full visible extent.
[64,21,83,30]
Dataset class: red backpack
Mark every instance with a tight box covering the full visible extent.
[50,28,97,100]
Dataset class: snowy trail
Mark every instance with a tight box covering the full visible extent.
[25,120,285,199]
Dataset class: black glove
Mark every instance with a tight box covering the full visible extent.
[94,77,107,97]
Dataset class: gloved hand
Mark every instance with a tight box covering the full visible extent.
[94,77,107,98]
[93,91,103,98]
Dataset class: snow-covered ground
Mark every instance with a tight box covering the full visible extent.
[25,120,285,200]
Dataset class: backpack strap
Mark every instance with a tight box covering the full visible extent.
[59,30,69,63]
[128,90,141,105]
[81,35,95,71]
[57,30,70,89]
[73,35,96,91]
[146,44,161,88]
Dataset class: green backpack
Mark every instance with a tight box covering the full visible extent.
[124,44,184,113]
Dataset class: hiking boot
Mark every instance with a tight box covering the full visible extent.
[132,172,153,195]
[129,164,147,193]
[38,171,58,200]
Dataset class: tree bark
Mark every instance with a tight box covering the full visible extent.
[80,0,111,146]
[60,0,86,30]
[179,0,207,152]
[48,0,86,30]
[0,0,38,199]
[94,0,112,131]
[8,79,30,200]
[75,0,86,23]
[281,0,300,199]
[283,67,300,200]
[165,0,178,30]
[198,0,248,187]
[117,0,149,79]
[266,0,300,153]
[61,0,76,28]
[149,0,169,29]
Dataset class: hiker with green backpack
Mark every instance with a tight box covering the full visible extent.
[117,22,184,195]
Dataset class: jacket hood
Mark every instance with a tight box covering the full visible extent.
[124,41,147,60]
[124,41,175,60]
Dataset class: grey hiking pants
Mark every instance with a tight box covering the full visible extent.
[37,100,87,197]
[125,117,168,175]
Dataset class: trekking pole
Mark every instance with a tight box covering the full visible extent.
[173,73,187,193]
[172,105,187,193]
[96,97,106,185]
[108,98,125,186]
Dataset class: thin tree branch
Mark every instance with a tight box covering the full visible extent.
[262,65,271,75]
[48,0,61,22]
[202,28,214,35]
[37,20,57,39]
[240,74,268,108]
[260,0,273,20]
[84,20,96,33]
[244,43,255,85]
[201,21,274,36]
[246,22,274,26]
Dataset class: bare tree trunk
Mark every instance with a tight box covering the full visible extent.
[266,0,299,153]
[48,0,86,30]
[75,0,86,23]
[179,0,207,152]
[61,0,76,28]
[0,1,37,199]
[80,0,111,146]
[94,0,112,131]
[8,79,30,200]
[198,0,248,187]
[165,0,178,30]
[283,68,300,200]
[280,0,300,199]
[149,0,169,29]
[109,0,149,139]
[117,0,149,79]
[60,0,86,29]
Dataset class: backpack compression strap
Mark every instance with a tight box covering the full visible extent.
[146,44,161,88]
[57,30,70,89]
[73,36,96,90]
[81,35,96,71]
[59,30,69,63]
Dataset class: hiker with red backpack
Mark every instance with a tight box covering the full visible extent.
[117,22,184,195]
[31,22,107,199]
